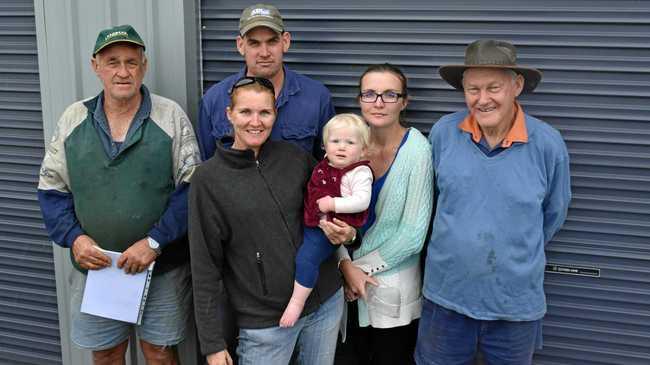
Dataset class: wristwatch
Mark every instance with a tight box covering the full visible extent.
[147,237,162,256]
[343,231,357,246]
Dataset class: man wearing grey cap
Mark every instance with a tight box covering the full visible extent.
[416,39,571,364]
[197,3,336,161]
[37,24,200,364]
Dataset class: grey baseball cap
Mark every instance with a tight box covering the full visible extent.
[239,3,284,36]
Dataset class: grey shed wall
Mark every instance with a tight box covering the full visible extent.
[201,0,650,364]
[0,0,61,364]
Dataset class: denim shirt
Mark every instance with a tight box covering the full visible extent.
[197,66,335,160]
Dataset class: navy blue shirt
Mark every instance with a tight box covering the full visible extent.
[361,129,411,234]
[197,66,336,160]
[476,136,508,157]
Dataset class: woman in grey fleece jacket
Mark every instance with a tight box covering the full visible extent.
[189,78,347,365]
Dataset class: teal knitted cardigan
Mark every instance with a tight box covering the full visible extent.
[353,128,433,277]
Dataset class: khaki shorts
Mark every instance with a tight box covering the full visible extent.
[69,264,191,350]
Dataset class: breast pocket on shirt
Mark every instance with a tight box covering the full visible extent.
[281,118,318,152]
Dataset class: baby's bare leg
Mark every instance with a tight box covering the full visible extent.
[279,281,312,327]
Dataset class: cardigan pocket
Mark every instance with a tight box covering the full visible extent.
[367,285,401,318]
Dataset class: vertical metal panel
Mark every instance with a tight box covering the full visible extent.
[0,0,61,364]
[200,1,650,364]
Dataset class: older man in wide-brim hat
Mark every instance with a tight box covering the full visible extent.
[416,40,572,365]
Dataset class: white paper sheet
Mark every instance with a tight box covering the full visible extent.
[80,249,154,324]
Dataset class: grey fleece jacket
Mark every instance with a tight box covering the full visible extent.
[189,139,342,356]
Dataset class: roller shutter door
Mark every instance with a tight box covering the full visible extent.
[0,0,61,363]
[200,1,650,363]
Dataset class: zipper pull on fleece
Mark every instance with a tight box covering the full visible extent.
[255,251,269,295]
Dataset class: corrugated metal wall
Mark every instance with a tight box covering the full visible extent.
[0,0,61,364]
[200,1,650,364]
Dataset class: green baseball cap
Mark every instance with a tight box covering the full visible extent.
[93,24,145,56]
[239,3,284,36]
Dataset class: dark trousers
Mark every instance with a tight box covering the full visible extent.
[414,299,540,365]
[335,302,418,365]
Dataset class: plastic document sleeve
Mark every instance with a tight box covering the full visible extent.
[80,249,155,325]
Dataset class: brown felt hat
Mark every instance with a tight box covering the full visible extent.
[439,39,542,93]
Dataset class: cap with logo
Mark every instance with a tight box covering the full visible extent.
[93,24,145,56]
[239,3,284,36]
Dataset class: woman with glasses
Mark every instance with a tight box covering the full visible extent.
[189,77,345,365]
[330,64,433,364]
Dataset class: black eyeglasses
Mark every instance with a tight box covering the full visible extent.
[359,90,405,103]
[229,77,275,95]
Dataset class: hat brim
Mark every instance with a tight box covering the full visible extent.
[240,21,283,36]
[439,64,542,93]
[93,39,145,56]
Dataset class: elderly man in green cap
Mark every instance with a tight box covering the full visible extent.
[416,40,571,364]
[38,24,200,364]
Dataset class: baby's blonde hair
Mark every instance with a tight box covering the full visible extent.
[322,113,370,149]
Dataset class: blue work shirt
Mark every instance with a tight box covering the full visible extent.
[197,66,335,160]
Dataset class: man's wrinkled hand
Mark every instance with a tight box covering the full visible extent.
[117,238,157,274]
[319,218,355,245]
[72,235,111,270]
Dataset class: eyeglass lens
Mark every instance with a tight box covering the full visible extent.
[360,91,402,103]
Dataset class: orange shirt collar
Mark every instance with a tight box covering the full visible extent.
[458,101,528,148]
